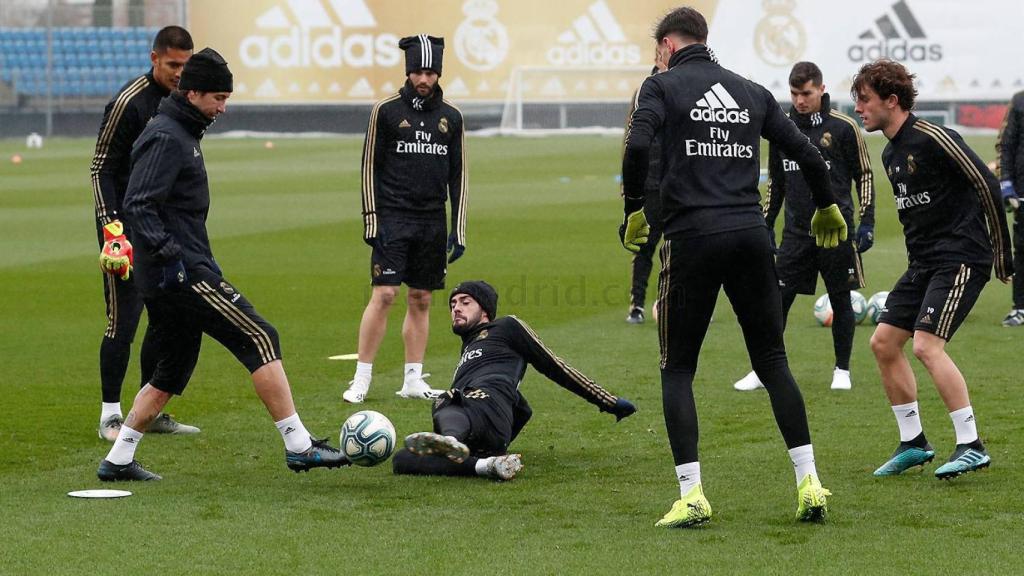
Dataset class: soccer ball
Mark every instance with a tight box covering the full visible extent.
[25,132,43,149]
[340,410,396,467]
[813,294,833,326]
[850,290,868,324]
[867,291,889,325]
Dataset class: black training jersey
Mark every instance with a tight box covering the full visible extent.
[90,70,170,228]
[624,84,663,221]
[997,90,1024,190]
[622,44,833,239]
[882,114,1011,278]
[764,94,875,237]
[450,316,618,411]
[361,81,467,245]
[123,93,218,296]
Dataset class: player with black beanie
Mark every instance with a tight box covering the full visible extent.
[393,281,636,480]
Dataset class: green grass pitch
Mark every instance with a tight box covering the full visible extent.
[0,133,1019,574]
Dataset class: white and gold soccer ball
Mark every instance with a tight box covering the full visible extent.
[340,410,396,467]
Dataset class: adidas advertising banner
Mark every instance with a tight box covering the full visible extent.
[188,0,705,104]
[710,0,1021,103]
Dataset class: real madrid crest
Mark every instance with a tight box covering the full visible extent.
[219,281,235,295]
[476,329,489,341]
[819,132,833,148]
[373,264,382,278]
[754,0,805,67]
[439,117,449,133]
[907,154,916,175]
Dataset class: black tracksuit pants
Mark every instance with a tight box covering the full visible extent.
[657,226,812,465]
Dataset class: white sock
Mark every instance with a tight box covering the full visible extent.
[355,362,372,381]
[475,457,493,476]
[101,402,122,422]
[105,425,143,465]
[949,406,979,445]
[275,413,312,453]
[892,401,923,442]
[404,362,423,383]
[674,462,701,496]
[788,444,817,485]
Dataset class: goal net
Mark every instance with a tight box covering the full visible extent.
[498,65,651,135]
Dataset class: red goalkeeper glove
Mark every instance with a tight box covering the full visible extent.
[98,220,133,281]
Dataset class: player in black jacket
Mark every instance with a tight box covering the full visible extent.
[91,26,198,441]
[996,90,1024,325]
[624,58,667,325]
[97,49,346,481]
[393,281,636,480]
[734,61,875,392]
[620,8,843,527]
[853,60,1011,480]
[344,35,468,404]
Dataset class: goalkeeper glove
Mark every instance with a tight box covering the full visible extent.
[158,260,187,291]
[810,204,848,249]
[446,232,465,264]
[619,209,650,253]
[1000,180,1019,212]
[601,397,637,422]
[856,224,874,253]
[98,220,133,281]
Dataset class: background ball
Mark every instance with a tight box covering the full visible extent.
[850,290,868,324]
[813,294,833,327]
[340,410,396,467]
[867,291,889,325]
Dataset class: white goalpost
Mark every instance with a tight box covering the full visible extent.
[498,65,651,135]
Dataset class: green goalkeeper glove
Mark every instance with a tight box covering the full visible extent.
[810,204,848,249]
[619,209,650,253]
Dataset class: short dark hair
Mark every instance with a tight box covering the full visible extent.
[789,61,822,88]
[850,59,917,110]
[654,7,708,43]
[152,25,193,53]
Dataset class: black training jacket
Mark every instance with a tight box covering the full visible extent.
[624,83,663,222]
[123,92,218,297]
[997,90,1024,191]
[623,44,834,239]
[449,316,619,419]
[90,70,170,229]
[764,94,875,237]
[361,81,467,244]
[882,114,1012,279]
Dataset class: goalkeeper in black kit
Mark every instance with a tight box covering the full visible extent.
[619,7,845,527]
[393,281,636,481]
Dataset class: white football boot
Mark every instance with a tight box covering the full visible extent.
[830,368,852,390]
[733,370,765,391]
[343,376,371,403]
[396,373,442,399]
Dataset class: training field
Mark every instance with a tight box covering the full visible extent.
[1,133,1019,575]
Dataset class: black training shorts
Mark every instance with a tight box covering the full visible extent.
[775,234,864,295]
[370,217,446,291]
[879,263,989,341]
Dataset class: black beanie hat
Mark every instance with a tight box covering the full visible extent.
[178,47,233,93]
[450,280,498,321]
[399,34,444,76]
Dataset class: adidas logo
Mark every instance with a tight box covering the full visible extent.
[399,119,411,129]
[240,0,401,69]
[905,410,917,417]
[847,0,942,63]
[193,147,200,158]
[546,0,640,66]
[283,426,295,435]
[965,415,975,423]
[690,83,750,124]
[920,314,933,325]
